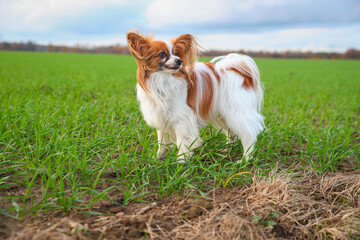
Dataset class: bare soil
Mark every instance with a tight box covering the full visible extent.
[1,168,360,240]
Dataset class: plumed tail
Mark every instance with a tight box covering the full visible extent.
[212,53,263,113]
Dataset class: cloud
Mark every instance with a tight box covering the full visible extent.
[0,0,130,32]
[145,0,229,28]
[0,0,359,51]
[196,24,360,52]
[145,0,360,32]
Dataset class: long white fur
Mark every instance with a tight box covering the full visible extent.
[136,44,264,161]
[213,54,264,157]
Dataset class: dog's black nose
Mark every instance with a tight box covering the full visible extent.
[175,58,182,65]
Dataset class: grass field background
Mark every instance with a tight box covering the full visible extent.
[0,51,359,219]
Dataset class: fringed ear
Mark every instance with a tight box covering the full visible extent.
[126,31,153,63]
[171,34,200,66]
[136,64,151,93]
[126,30,153,94]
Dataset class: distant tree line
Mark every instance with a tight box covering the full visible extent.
[203,49,360,59]
[1,41,359,59]
[0,41,130,54]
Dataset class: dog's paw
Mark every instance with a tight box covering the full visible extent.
[221,148,230,154]
[176,155,186,163]
[177,159,186,163]
[237,154,252,163]
[157,147,168,160]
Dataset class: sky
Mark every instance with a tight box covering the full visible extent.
[0,0,359,52]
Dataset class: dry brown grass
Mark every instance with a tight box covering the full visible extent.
[8,169,360,240]
[320,172,360,207]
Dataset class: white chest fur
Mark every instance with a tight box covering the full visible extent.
[136,72,193,130]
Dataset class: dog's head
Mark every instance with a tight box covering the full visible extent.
[126,30,200,74]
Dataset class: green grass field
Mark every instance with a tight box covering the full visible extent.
[0,51,359,221]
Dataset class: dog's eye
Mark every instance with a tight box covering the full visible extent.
[158,52,166,58]
[174,52,179,56]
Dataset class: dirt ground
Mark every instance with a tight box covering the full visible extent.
[1,168,359,240]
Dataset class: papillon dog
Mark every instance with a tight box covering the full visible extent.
[126,30,264,162]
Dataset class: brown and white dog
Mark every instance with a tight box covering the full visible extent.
[126,31,264,161]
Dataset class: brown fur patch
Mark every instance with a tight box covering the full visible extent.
[204,62,220,83]
[172,68,192,85]
[186,66,198,115]
[199,70,214,119]
[186,65,214,120]
[229,61,256,90]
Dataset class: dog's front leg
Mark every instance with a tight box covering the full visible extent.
[157,129,169,159]
[174,123,202,162]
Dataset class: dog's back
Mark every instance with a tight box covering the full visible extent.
[186,53,264,159]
